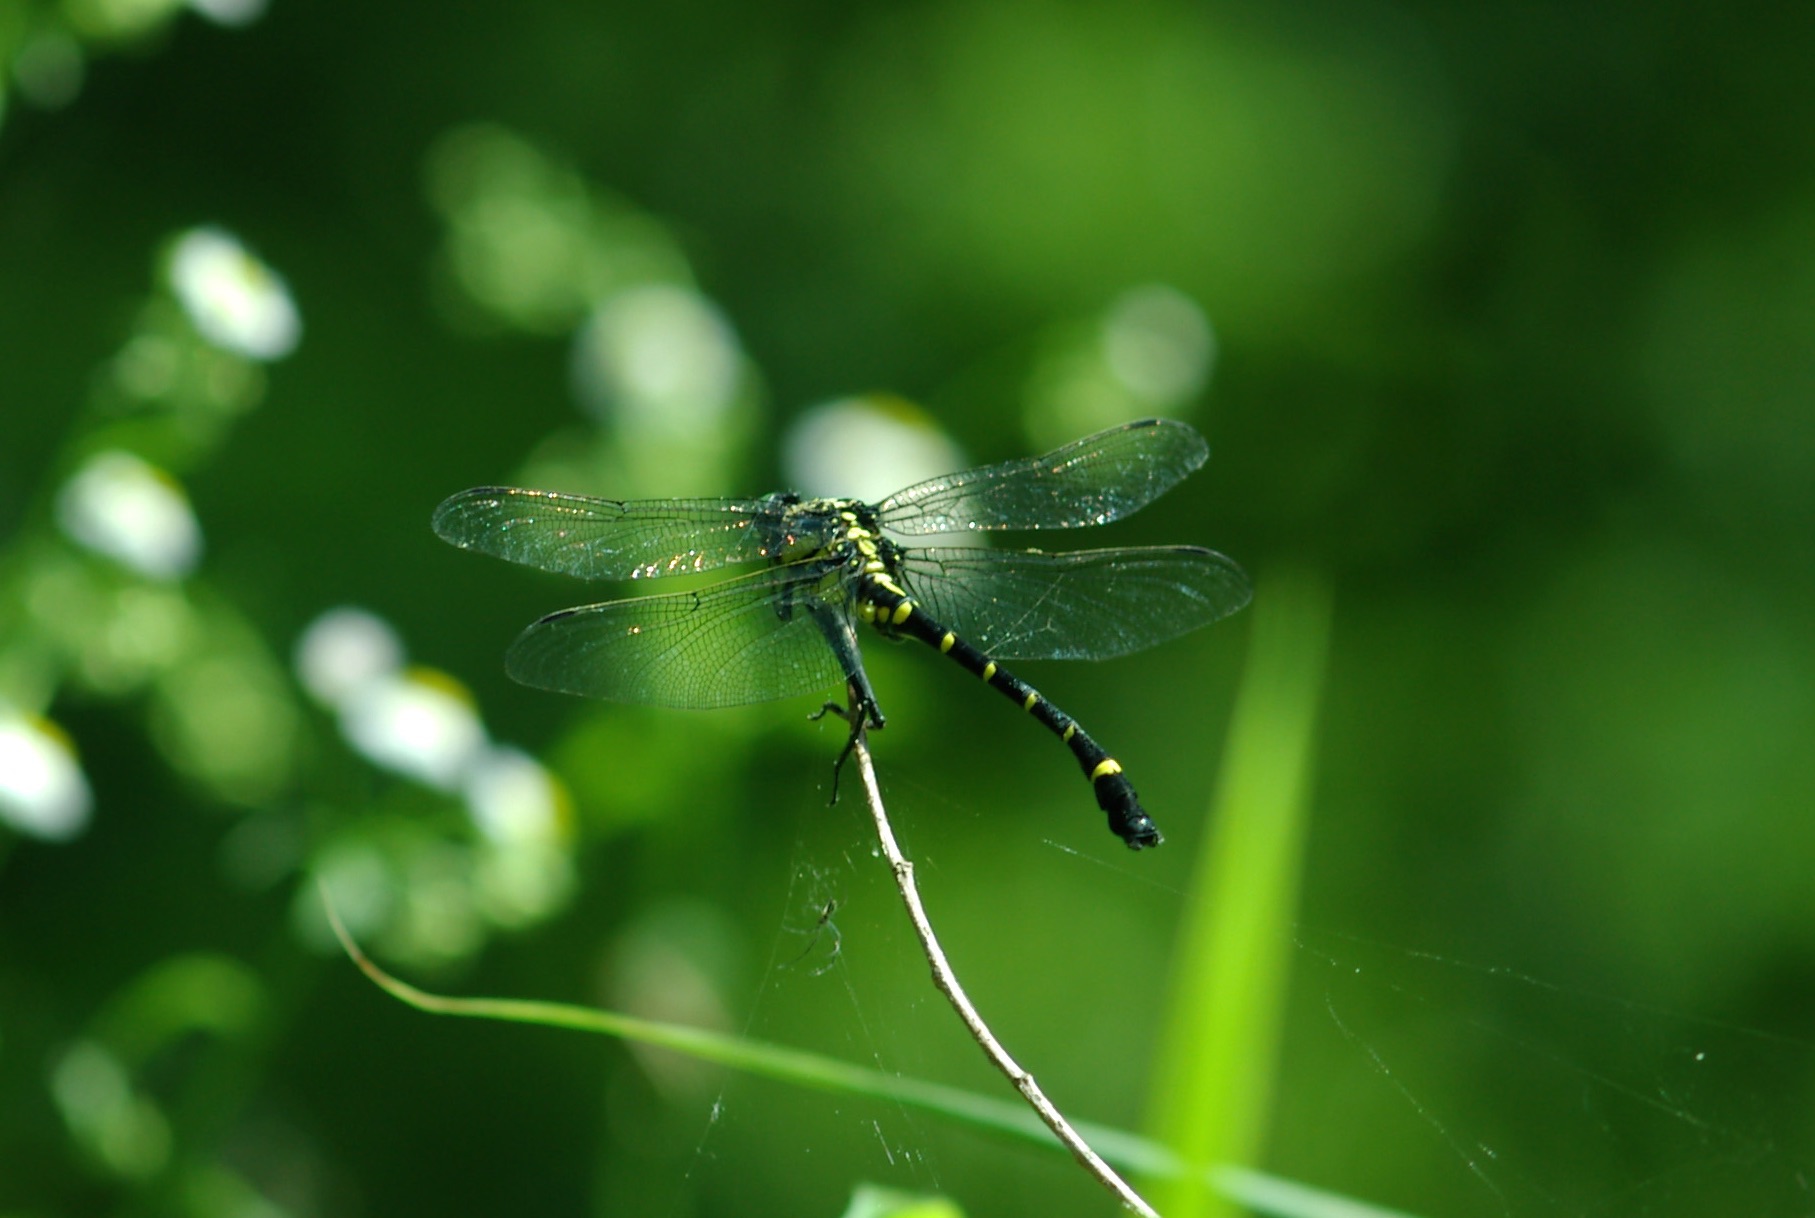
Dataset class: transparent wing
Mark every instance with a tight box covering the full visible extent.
[877,418,1209,535]
[433,487,781,581]
[503,565,853,709]
[897,545,1251,661]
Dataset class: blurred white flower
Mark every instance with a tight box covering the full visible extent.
[56,451,202,580]
[0,711,93,841]
[572,284,741,431]
[782,396,966,507]
[168,227,301,361]
[294,607,405,708]
[338,668,486,791]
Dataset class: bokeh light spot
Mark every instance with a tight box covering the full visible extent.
[13,32,86,109]
[571,284,744,432]
[1101,283,1214,405]
[465,745,567,847]
[186,0,266,28]
[425,125,689,333]
[50,1041,171,1179]
[63,0,184,40]
[110,334,182,400]
[152,650,297,804]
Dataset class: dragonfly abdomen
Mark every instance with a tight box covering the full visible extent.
[860,579,1164,850]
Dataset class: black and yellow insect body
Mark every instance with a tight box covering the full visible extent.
[433,419,1250,849]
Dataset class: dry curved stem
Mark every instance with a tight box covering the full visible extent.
[844,702,1162,1218]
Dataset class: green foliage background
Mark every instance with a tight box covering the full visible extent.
[3,1,1813,1216]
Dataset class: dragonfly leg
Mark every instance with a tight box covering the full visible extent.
[812,678,886,806]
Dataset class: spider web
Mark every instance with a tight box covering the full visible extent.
[1288,928,1815,1218]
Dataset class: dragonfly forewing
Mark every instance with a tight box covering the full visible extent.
[877,418,1209,536]
[433,488,781,581]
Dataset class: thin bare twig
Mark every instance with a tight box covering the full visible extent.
[846,717,1162,1218]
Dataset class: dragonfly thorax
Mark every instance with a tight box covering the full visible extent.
[754,492,916,629]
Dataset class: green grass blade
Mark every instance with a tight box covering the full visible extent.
[1146,567,1334,1218]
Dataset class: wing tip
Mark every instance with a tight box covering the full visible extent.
[430,486,516,541]
[1124,416,1210,474]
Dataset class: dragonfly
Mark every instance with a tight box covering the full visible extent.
[432,418,1251,849]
